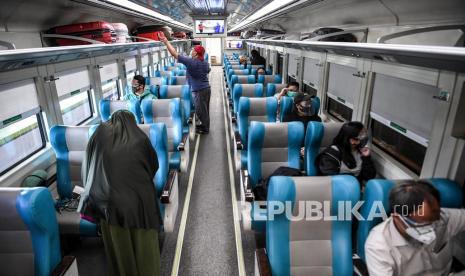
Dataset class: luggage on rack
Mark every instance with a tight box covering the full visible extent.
[111,23,129,43]
[49,21,116,46]
[173,32,187,39]
[133,25,172,42]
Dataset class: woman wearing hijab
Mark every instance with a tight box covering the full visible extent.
[316,121,376,185]
[78,110,161,276]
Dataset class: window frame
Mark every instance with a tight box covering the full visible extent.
[0,112,47,176]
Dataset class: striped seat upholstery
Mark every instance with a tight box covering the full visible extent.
[0,187,63,276]
[304,122,344,176]
[236,97,278,170]
[99,99,142,124]
[232,83,264,113]
[266,175,360,276]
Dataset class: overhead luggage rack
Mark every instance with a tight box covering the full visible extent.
[244,39,465,73]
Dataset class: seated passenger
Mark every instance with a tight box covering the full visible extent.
[282,93,322,129]
[239,55,248,66]
[316,121,375,184]
[255,67,266,82]
[274,81,300,101]
[250,49,266,66]
[123,75,157,102]
[365,180,465,276]
[78,110,161,275]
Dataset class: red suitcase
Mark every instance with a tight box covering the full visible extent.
[51,21,116,46]
[133,25,172,42]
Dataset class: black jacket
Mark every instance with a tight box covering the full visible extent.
[251,55,266,66]
[282,109,322,130]
[316,145,376,183]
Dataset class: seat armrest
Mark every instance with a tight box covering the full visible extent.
[255,248,271,276]
[188,112,194,124]
[177,133,189,151]
[161,170,177,204]
[353,254,369,276]
[51,256,77,276]
[231,110,237,123]
[234,130,243,150]
[241,169,254,202]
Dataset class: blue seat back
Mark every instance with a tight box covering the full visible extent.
[232,83,264,112]
[279,96,294,122]
[149,76,169,96]
[238,97,277,149]
[304,122,344,176]
[163,65,178,71]
[357,178,464,260]
[230,75,256,94]
[267,175,360,276]
[137,124,169,197]
[267,83,288,97]
[258,74,282,87]
[141,99,183,152]
[247,121,304,188]
[228,69,249,80]
[175,69,186,76]
[50,125,95,199]
[0,187,62,276]
[99,99,142,124]
[169,76,187,85]
[159,85,191,125]
[154,70,174,78]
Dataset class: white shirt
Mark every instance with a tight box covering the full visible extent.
[365,208,465,276]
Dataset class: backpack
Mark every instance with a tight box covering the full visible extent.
[253,166,304,201]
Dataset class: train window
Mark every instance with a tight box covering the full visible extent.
[287,75,296,84]
[303,57,320,90]
[99,61,120,100]
[101,80,120,100]
[370,119,426,174]
[55,67,93,125]
[141,54,150,78]
[303,83,317,96]
[288,54,298,79]
[327,98,352,122]
[326,63,361,120]
[370,73,439,174]
[125,56,137,86]
[277,53,283,75]
[0,79,46,175]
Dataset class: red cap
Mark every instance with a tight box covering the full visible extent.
[193,45,205,61]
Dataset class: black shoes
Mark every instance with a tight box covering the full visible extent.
[196,128,209,135]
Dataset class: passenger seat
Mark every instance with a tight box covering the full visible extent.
[99,99,142,123]
[0,187,78,276]
[234,97,278,171]
[241,121,305,231]
[255,175,360,275]
[142,98,189,172]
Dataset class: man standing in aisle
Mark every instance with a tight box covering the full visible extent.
[159,32,211,134]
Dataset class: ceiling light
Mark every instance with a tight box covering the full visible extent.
[87,0,192,30]
[229,0,296,32]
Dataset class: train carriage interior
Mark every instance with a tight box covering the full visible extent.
[0,0,465,275]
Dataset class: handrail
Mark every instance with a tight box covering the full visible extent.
[126,36,156,42]
[42,34,105,44]
[377,24,465,44]
[0,40,16,50]
[301,28,368,42]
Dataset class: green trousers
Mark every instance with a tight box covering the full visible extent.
[100,220,160,276]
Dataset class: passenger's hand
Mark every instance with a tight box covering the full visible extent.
[360,147,371,157]
[158,32,168,43]
[280,87,289,95]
